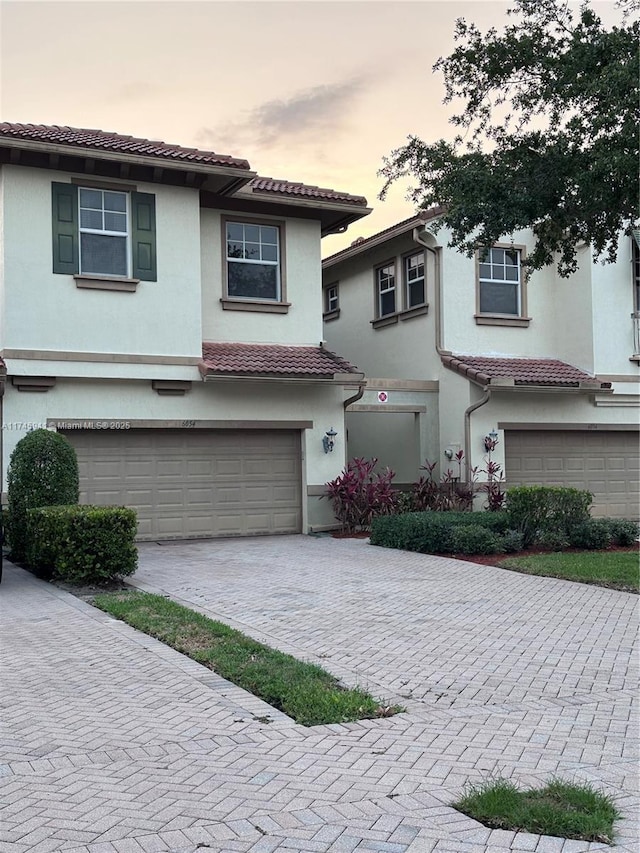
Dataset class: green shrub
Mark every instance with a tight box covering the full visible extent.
[25,505,66,577]
[607,518,639,547]
[506,486,592,548]
[450,525,505,555]
[534,530,571,551]
[27,505,137,585]
[6,429,79,562]
[501,529,525,553]
[370,510,510,553]
[569,519,614,550]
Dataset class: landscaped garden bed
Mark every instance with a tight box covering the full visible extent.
[93,591,402,727]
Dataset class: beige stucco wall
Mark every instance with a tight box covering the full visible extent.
[323,234,440,379]
[201,209,323,346]
[323,224,639,485]
[0,169,5,351]
[592,238,638,373]
[1,165,203,358]
[343,383,440,482]
[2,377,351,530]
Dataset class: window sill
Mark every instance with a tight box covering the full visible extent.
[629,355,640,363]
[220,298,291,314]
[474,314,531,327]
[371,314,399,329]
[399,304,429,321]
[74,275,140,292]
[323,309,340,322]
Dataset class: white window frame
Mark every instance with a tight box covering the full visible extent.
[478,246,522,316]
[325,284,339,313]
[78,187,131,278]
[404,251,425,309]
[226,220,281,301]
[376,263,396,317]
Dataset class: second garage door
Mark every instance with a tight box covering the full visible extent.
[64,428,302,540]
[505,429,639,518]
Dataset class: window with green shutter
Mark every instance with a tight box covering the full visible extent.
[51,183,156,281]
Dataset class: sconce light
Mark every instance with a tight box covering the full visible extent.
[483,429,499,452]
[322,427,338,453]
[444,448,454,460]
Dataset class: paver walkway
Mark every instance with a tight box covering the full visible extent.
[0,536,637,853]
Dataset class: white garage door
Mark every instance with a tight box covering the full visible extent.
[505,429,639,518]
[63,428,302,540]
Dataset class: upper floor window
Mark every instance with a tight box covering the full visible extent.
[404,252,425,308]
[324,283,339,314]
[478,247,522,315]
[376,262,396,317]
[79,188,129,277]
[226,221,281,301]
[52,182,156,281]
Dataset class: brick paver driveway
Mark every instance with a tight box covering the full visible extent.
[1,536,638,853]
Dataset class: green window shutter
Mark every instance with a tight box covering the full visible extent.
[131,192,157,281]
[52,183,79,274]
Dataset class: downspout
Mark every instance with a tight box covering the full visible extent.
[343,381,366,409]
[464,386,491,486]
[414,225,492,485]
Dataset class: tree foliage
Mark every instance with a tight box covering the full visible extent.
[379,0,639,276]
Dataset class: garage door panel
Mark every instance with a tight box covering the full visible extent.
[505,429,639,519]
[64,428,302,539]
[244,485,270,502]
[213,459,242,477]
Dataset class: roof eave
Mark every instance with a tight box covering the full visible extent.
[0,136,256,181]
[199,370,364,384]
[322,215,432,268]
[235,186,371,213]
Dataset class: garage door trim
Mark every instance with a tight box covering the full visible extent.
[49,418,313,430]
[498,422,639,432]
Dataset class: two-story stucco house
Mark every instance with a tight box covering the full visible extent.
[322,210,640,518]
[0,123,372,538]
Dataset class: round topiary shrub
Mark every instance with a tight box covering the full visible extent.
[6,429,79,563]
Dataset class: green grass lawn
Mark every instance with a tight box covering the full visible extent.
[498,550,639,592]
[93,591,401,726]
[453,778,620,844]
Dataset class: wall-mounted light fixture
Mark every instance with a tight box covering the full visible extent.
[322,427,338,453]
[483,428,499,452]
[444,448,454,460]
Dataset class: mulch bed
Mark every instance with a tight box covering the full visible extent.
[457,543,640,567]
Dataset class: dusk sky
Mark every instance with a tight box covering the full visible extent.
[0,0,620,254]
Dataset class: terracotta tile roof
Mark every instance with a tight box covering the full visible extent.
[0,123,250,170]
[249,177,368,207]
[323,206,445,264]
[442,354,611,389]
[200,342,361,379]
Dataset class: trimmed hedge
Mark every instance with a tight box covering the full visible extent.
[6,429,79,562]
[505,486,592,547]
[27,505,137,584]
[569,517,639,549]
[449,525,506,555]
[370,511,510,554]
